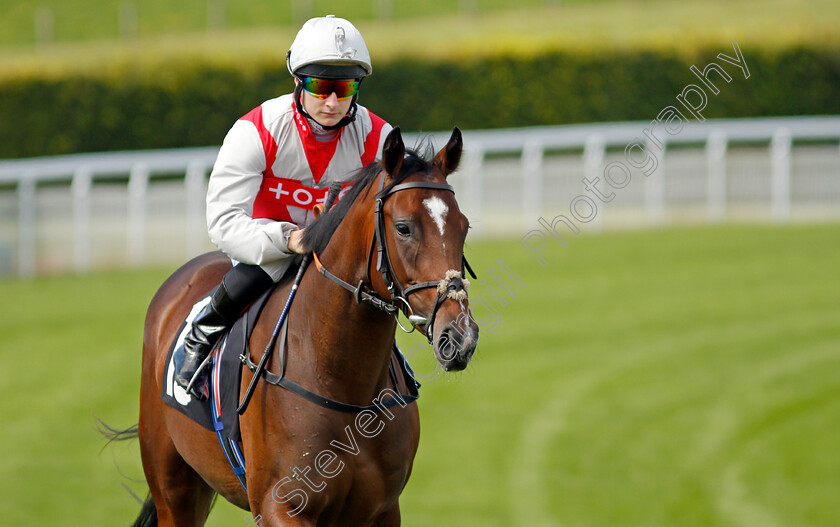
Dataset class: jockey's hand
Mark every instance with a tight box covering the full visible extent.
[287,228,307,254]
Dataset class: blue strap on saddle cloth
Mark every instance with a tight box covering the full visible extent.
[161,287,274,491]
[210,335,248,490]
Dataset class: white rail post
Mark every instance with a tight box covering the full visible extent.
[771,128,792,223]
[185,160,208,258]
[292,0,310,25]
[119,2,138,39]
[128,163,149,267]
[644,139,666,225]
[706,130,728,222]
[375,0,392,19]
[72,167,93,273]
[584,135,606,231]
[35,8,54,45]
[463,143,484,234]
[207,0,226,30]
[18,176,36,277]
[522,139,544,230]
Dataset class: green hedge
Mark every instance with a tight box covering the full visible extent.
[1,45,838,159]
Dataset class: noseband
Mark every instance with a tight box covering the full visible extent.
[313,171,476,342]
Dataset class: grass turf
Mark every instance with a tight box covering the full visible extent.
[0,0,833,48]
[0,224,838,525]
[1,0,838,80]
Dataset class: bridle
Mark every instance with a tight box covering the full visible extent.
[312,171,476,343]
[238,170,474,417]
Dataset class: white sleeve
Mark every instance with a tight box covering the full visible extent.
[376,122,394,159]
[206,119,296,265]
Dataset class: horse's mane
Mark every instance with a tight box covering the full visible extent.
[302,146,435,254]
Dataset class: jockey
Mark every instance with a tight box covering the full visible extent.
[175,15,393,399]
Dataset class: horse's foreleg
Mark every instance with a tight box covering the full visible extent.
[249,493,318,527]
[249,504,400,527]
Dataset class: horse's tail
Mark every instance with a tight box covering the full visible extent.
[132,496,158,527]
[95,416,139,445]
[94,417,157,526]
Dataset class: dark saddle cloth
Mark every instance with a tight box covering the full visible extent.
[161,286,273,487]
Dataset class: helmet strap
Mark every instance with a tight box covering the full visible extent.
[293,83,358,131]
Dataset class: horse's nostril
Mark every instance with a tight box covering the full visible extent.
[437,329,459,361]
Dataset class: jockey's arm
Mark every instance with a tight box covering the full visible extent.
[206,119,302,264]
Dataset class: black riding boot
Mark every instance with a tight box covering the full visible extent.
[174,263,274,400]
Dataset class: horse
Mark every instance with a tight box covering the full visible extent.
[130,127,478,526]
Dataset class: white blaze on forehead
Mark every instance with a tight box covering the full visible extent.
[423,197,449,236]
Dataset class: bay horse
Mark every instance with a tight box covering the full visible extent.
[133,127,478,526]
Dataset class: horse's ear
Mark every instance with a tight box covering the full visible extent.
[434,127,463,178]
[382,126,405,178]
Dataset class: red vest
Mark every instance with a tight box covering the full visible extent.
[239,102,387,223]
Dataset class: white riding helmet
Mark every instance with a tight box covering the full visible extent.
[287,15,372,79]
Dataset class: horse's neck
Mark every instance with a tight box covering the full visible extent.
[287,248,397,405]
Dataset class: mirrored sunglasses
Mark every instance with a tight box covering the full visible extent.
[301,77,360,100]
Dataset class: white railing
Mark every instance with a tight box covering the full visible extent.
[1,116,839,276]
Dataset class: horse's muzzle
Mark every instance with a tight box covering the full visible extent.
[434,322,478,372]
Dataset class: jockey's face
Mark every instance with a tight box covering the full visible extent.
[301,84,354,128]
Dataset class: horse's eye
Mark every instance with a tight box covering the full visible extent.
[394,222,412,238]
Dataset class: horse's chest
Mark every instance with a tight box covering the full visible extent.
[314,414,414,485]
[271,408,418,518]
